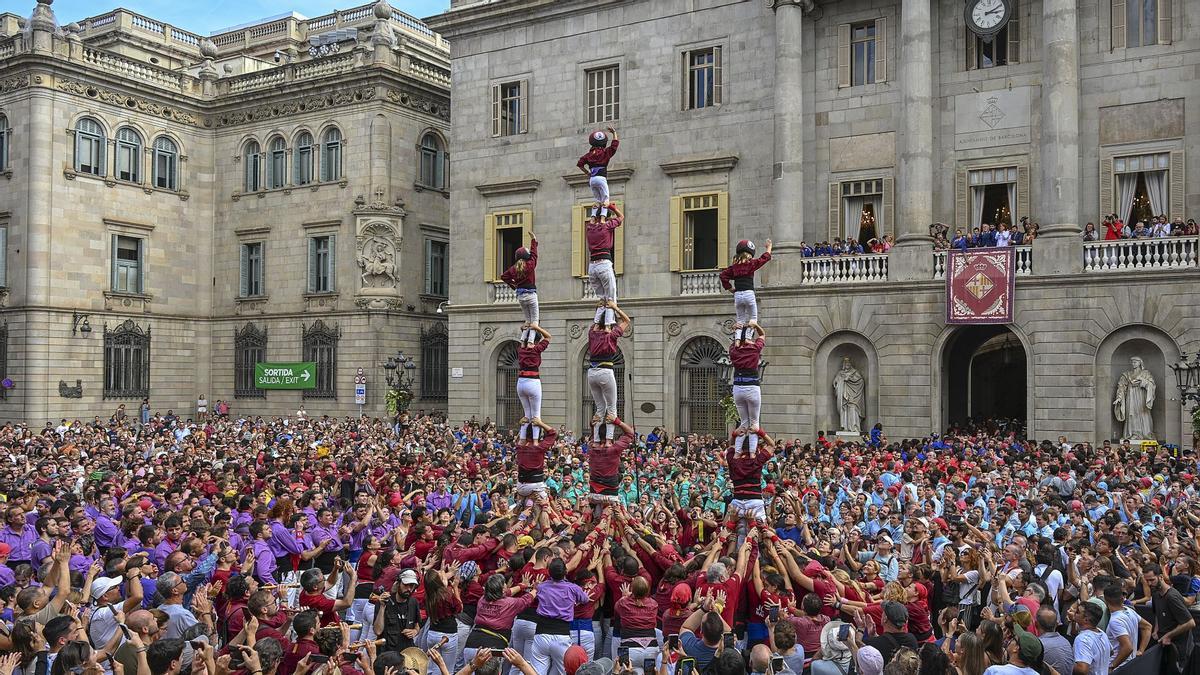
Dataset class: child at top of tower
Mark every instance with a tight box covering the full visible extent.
[719,238,772,341]
[577,127,619,218]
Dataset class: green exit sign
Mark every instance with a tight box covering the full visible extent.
[255,362,317,389]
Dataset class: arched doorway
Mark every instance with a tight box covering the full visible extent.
[494,341,522,430]
[678,336,726,437]
[581,349,626,431]
[941,325,1028,434]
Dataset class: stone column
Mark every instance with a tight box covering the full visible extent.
[889,0,935,281]
[767,0,809,286]
[1037,0,1082,274]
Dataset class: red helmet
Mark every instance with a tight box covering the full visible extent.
[515,247,532,260]
[736,239,756,255]
[589,130,609,148]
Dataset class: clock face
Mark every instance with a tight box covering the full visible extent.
[967,0,1010,33]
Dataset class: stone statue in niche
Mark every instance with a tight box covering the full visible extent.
[1113,355,1156,440]
[833,357,865,434]
[357,237,397,288]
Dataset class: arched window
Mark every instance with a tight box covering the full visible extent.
[267,137,287,189]
[419,132,447,190]
[320,127,342,182]
[243,140,261,192]
[152,137,178,190]
[75,117,106,176]
[495,341,522,430]
[234,323,267,399]
[294,131,314,186]
[0,114,9,170]
[302,320,338,400]
[114,127,143,182]
[103,319,150,399]
[581,349,625,431]
[678,336,727,437]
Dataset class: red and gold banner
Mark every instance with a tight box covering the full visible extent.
[946,247,1015,324]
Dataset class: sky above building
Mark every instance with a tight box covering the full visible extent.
[42,0,452,35]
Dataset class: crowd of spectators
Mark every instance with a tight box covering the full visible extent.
[1084,215,1198,242]
[0,409,1192,675]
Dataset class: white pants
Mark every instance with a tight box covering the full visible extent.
[530,633,571,675]
[571,623,598,660]
[453,619,472,671]
[517,481,547,498]
[589,175,610,212]
[518,291,539,343]
[588,260,617,325]
[348,598,376,643]
[729,498,767,523]
[624,644,660,675]
[732,385,761,453]
[425,629,458,675]
[517,377,542,423]
[587,367,618,441]
[511,618,537,675]
[733,290,758,338]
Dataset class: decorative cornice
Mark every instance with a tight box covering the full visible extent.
[102,217,155,233]
[55,78,202,126]
[475,178,541,197]
[659,154,740,177]
[769,0,817,13]
[384,87,450,121]
[562,166,634,188]
[212,85,377,128]
[235,226,272,237]
[0,75,31,95]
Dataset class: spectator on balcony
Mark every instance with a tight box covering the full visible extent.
[1171,217,1187,235]
[1131,222,1150,238]
[979,223,998,247]
[1083,222,1098,241]
[847,238,864,255]
[1152,216,1171,238]
[868,238,885,254]
[950,230,968,251]
[882,234,894,251]
[1103,215,1127,239]
[800,242,814,257]
[996,223,1012,247]
[1186,219,1198,236]
[1024,221,1040,244]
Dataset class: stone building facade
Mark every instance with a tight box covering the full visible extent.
[429,0,1200,445]
[0,0,450,420]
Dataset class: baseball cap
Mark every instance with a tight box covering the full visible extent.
[564,646,589,675]
[399,569,420,586]
[1013,624,1043,665]
[881,600,908,627]
[91,576,123,599]
[576,659,614,675]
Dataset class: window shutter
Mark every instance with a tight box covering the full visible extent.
[483,214,496,282]
[713,46,724,105]
[1158,0,1172,44]
[1169,151,1185,220]
[571,204,585,278]
[1099,157,1114,217]
[1007,4,1020,63]
[716,192,730,269]
[111,234,118,291]
[0,228,6,287]
[490,84,501,137]
[259,242,266,296]
[828,182,842,240]
[239,244,249,297]
[307,237,318,293]
[955,169,968,229]
[1016,165,1030,223]
[881,178,895,238]
[1111,0,1126,49]
[838,24,852,87]
[327,234,336,292]
[669,196,683,272]
[613,200,625,276]
[518,79,529,134]
[875,18,887,83]
[680,52,689,110]
[520,210,533,248]
[136,238,144,293]
[424,239,433,294]
[966,31,978,70]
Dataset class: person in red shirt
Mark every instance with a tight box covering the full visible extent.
[719,239,772,341]
[729,321,766,455]
[726,429,775,528]
[516,420,558,501]
[614,576,660,668]
[297,559,357,627]
[500,235,540,347]
[586,303,629,443]
[588,418,635,518]
[694,531,751,629]
[577,127,620,218]
[586,204,623,327]
[516,325,551,441]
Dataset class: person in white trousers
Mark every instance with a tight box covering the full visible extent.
[728,321,766,454]
[516,324,551,442]
[587,302,629,442]
[529,559,591,675]
[423,568,463,675]
[577,127,620,219]
[586,204,623,327]
[718,239,772,342]
[500,235,540,346]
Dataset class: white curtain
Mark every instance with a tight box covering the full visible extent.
[844,195,865,240]
[1116,173,1137,223]
[971,186,986,230]
[1144,170,1168,218]
[1006,181,1017,227]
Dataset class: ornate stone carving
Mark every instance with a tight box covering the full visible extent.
[384,88,450,121]
[358,236,397,289]
[719,318,737,335]
[666,321,683,337]
[569,324,583,340]
[1113,356,1156,440]
[481,326,496,342]
[213,86,378,128]
[58,379,83,398]
[303,293,339,312]
[234,298,268,315]
[0,75,31,95]
[54,79,201,126]
[354,296,404,310]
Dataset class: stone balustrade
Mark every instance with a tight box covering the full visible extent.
[801,254,889,284]
[581,277,622,300]
[81,46,187,91]
[1083,237,1199,272]
[933,245,1034,280]
[490,283,517,304]
[680,271,723,295]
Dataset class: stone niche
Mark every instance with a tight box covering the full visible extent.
[1094,326,1181,445]
[813,331,879,436]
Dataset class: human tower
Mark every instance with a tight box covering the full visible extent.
[500,129,776,525]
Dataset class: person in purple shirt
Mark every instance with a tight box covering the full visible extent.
[249,521,279,585]
[151,516,184,570]
[93,499,122,551]
[0,505,38,568]
[529,559,590,675]
[30,516,59,574]
[0,544,16,587]
[426,478,453,512]
[307,508,345,573]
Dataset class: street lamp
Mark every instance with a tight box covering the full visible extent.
[382,350,418,415]
[1170,351,1200,406]
[435,301,449,314]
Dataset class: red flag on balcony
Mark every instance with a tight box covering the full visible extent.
[945,247,1015,324]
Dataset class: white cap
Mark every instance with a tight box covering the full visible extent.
[399,569,419,586]
[91,576,123,599]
